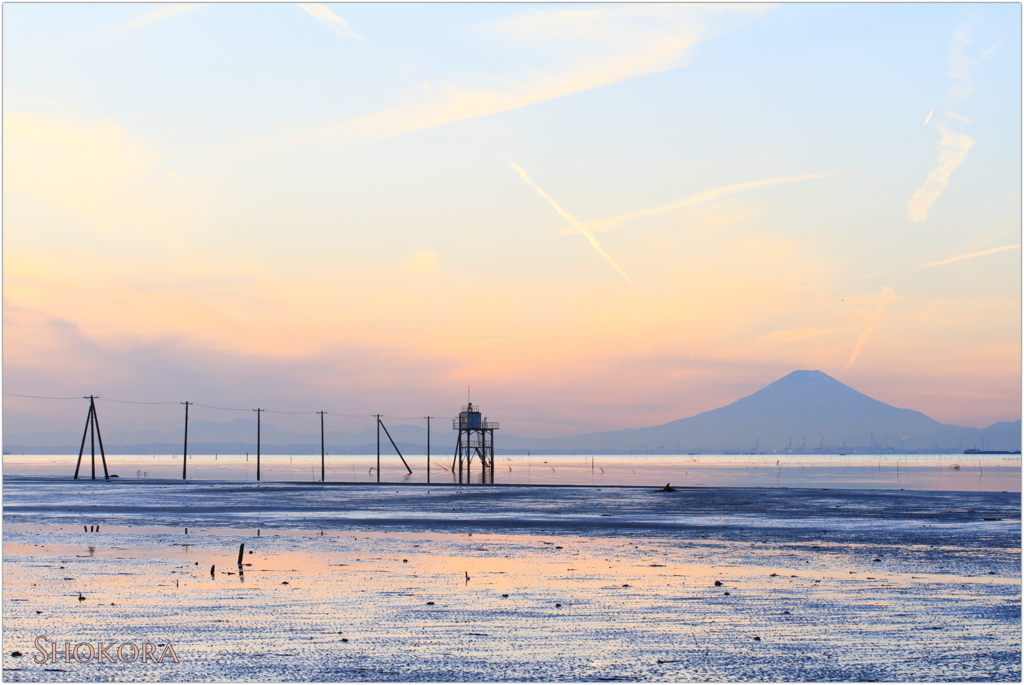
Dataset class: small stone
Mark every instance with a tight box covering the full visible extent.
[11,651,23,657]
[555,603,562,608]
[714,580,723,587]
[426,601,435,605]
[341,638,348,642]
[753,636,761,641]
[281,582,289,585]
[403,559,408,563]
[723,592,730,596]
[501,594,508,598]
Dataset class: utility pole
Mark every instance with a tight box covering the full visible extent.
[424,416,432,484]
[73,396,109,481]
[253,408,263,481]
[181,401,192,480]
[317,411,326,482]
[375,414,381,483]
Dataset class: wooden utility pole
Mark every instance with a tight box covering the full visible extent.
[424,416,432,484]
[181,401,192,480]
[253,408,263,481]
[317,411,326,482]
[73,396,109,481]
[375,414,381,483]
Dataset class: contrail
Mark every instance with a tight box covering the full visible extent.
[851,243,1021,280]
[923,101,940,126]
[505,158,634,284]
[846,286,894,370]
[907,125,974,222]
[558,171,837,236]
[917,243,1021,269]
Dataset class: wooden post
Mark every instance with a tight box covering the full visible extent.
[425,416,432,484]
[318,411,326,482]
[181,401,192,480]
[253,408,263,481]
[237,543,245,566]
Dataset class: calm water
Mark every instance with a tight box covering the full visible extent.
[3,452,1019,491]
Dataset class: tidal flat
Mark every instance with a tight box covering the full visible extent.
[2,477,1020,681]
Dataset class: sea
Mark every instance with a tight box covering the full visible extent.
[3,451,1019,491]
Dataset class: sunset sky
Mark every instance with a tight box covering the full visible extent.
[3,2,1020,440]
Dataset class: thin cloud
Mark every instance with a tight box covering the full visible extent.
[908,22,976,222]
[115,4,204,31]
[923,101,939,126]
[506,158,633,284]
[305,4,762,143]
[917,243,1021,269]
[846,287,895,370]
[853,243,1022,280]
[557,172,836,236]
[298,3,363,40]
[906,124,975,222]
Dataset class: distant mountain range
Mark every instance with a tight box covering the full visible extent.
[4,371,1020,455]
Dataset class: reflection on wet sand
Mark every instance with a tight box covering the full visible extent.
[2,483,1020,682]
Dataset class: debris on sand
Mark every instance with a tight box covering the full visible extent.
[714,580,723,587]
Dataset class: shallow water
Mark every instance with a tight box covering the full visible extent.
[2,478,1021,681]
[4,452,1020,492]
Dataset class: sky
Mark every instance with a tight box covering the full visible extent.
[3,2,1021,441]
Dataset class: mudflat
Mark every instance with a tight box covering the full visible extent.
[2,478,1020,681]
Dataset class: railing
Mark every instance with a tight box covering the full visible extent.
[453,419,499,430]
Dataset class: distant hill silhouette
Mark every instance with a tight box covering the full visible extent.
[5,371,1019,454]
[500,370,1021,453]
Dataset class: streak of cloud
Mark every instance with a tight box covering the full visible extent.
[923,101,939,126]
[115,4,204,31]
[846,287,894,370]
[305,4,762,143]
[505,158,633,284]
[917,243,1021,269]
[852,243,1022,280]
[908,22,976,222]
[557,172,836,236]
[906,124,975,222]
[298,3,363,40]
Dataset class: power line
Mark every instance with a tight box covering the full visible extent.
[3,392,83,400]
[95,397,180,406]
[4,392,457,422]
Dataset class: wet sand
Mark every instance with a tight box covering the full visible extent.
[2,477,1020,681]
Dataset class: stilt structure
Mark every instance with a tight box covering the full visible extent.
[73,396,109,481]
[451,403,498,484]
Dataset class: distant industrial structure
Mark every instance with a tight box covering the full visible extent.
[452,402,498,483]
